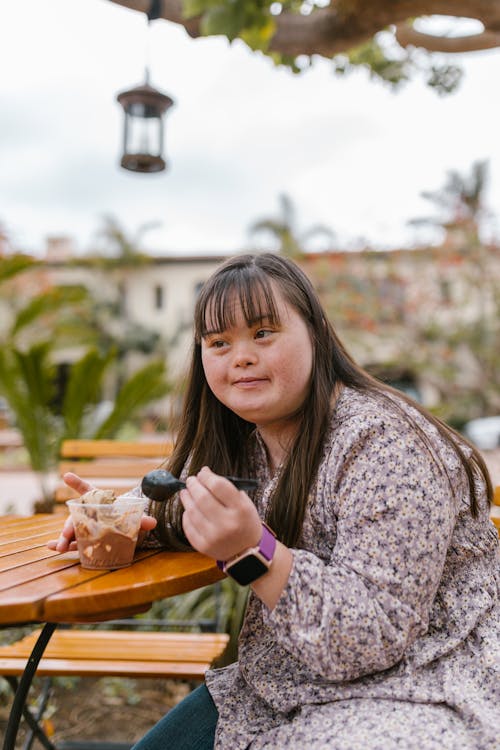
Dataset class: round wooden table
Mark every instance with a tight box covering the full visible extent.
[0,514,223,750]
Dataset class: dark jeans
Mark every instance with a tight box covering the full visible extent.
[131,684,218,750]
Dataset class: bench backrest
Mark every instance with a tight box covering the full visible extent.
[492,485,500,536]
[55,439,173,503]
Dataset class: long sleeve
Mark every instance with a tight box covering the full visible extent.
[206,390,499,749]
[263,409,460,681]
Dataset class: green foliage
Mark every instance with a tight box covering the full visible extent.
[0,345,170,500]
[0,677,11,704]
[335,36,411,88]
[332,34,463,94]
[185,0,268,39]
[0,344,59,473]
[178,2,464,89]
[305,157,499,427]
[199,0,276,49]
[426,63,463,95]
[10,285,89,337]
[100,677,142,705]
[61,348,116,439]
[249,193,335,257]
[95,360,170,439]
[0,252,171,504]
[416,159,489,236]
[239,15,276,52]
[0,253,38,283]
[182,0,300,59]
[90,214,159,266]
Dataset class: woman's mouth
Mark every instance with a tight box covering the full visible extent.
[233,377,266,387]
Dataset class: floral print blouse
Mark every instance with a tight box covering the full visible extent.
[147,387,500,748]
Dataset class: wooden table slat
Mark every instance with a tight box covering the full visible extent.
[0,560,108,624]
[0,515,60,537]
[0,553,78,590]
[0,517,63,544]
[0,530,66,557]
[0,515,221,625]
[0,544,59,574]
[43,550,224,621]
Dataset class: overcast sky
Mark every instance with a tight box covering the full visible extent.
[1,1,500,257]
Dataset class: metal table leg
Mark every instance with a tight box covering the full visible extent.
[4,676,55,750]
[2,622,57,750]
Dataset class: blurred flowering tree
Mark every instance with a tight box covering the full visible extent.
[405,162,500,424]
[301,162,500,428]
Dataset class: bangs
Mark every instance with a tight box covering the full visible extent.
[196,267,281,339]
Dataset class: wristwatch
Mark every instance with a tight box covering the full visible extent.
[219,523,277,586]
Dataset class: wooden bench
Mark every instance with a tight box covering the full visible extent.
[0,629,229,681]
[491,484,500,535]
[55,439,173,504]
[0,440,229,691]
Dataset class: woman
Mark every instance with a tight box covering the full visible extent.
[53,253,499,749]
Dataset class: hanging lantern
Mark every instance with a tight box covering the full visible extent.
[116,77,174,173]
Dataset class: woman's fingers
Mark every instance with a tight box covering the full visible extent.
[183,475,225,523]
[140,515,157,532]
[180,467,261,560]
[47,516,76,552]
[195,466,241,507]
[47,474,92,552]
[62,472,94,495]
[48,512,156,553]
[137,515,157,546]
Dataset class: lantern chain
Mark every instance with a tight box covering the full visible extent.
[147,0,162,22]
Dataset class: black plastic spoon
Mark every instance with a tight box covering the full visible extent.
[141,469,258,502]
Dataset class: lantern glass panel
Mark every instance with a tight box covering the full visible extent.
[126,111,162,157]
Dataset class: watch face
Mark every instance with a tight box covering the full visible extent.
[225,554,268,586]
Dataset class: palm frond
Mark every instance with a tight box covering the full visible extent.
[0,254,38,284]
[0,344,59,474]
[94,360,170,439]
[62,348,116,440]
[11,286,89,337]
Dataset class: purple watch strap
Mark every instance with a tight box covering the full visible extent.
[259,523,276,562]
[217,523,276,570]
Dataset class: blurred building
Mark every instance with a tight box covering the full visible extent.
[42,246,227,379]
[15,237,500,425]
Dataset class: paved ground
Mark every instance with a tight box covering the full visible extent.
[0,470,57,514]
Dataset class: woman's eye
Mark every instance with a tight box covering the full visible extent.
[255,329,273,339]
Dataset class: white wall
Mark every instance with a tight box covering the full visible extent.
[46,255,227,379]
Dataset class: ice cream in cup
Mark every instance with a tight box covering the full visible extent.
[66,491,146,570]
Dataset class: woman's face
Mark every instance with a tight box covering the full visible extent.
[201,284,314,433]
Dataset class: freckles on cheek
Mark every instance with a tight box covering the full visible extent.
[279,350,313,393]
[202,358,225,394]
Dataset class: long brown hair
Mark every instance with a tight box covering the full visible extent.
[156,253,492,548]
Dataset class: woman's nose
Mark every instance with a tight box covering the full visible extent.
[232,341,257,366]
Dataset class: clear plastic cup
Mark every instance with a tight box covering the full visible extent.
[66,495,146,570]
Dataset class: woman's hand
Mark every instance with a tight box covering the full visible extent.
[47,472,157,552]
[182,466,294,611]
[47,473,92,552]
[179,466,262,562]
